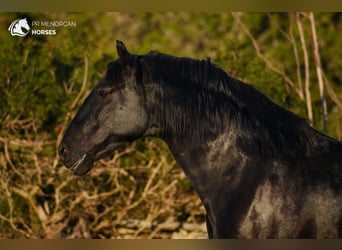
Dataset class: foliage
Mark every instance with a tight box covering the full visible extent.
[0,12,341,238]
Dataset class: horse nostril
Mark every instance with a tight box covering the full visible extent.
[59,144,68,158]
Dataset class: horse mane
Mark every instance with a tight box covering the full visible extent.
[140,51,314,161]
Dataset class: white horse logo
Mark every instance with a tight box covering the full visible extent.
[8,18,30,37]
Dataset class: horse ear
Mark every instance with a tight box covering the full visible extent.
[116,40,130,63]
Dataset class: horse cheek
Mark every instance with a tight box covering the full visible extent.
[114,105,147,136]
[113,90,148,136]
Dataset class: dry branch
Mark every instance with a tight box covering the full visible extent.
[296,12,313,123]
[232,12,302,98]
[308,12,328,132]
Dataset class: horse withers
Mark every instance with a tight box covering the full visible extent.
[59,41,342,238]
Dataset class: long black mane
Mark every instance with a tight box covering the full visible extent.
[141,51,315,161]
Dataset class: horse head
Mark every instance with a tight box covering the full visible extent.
[9,18,30,37]
[59,41,149,175]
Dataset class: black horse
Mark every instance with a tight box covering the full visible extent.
[59,41,342,238]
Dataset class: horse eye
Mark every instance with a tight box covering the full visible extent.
[98,89,110,97]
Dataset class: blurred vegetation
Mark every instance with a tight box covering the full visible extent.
[0,12,341,238]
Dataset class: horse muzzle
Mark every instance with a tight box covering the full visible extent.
[58,144,94,176]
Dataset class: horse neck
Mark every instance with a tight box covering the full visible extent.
[143,80,220,144]
[143,78,325,164]
[143,80,235,181]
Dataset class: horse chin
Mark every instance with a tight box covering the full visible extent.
[69,142,122,176]
[69,153,94,176]
[72,161,94,176]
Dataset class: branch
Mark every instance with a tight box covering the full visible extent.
[232,12,302,98]
[296,12,313,123]
[308,12,328,132]
[268,13,305,99]
[322,71,342,112]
